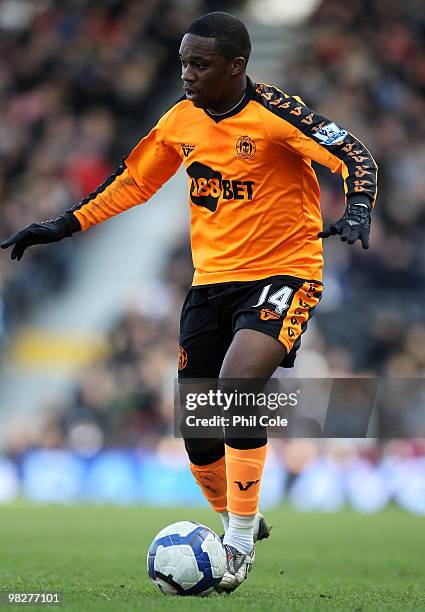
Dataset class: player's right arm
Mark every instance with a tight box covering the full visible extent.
[1,109,182,260]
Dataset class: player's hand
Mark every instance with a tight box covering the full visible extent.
[1,214,79,261]
[318,201,371,249]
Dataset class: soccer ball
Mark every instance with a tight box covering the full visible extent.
[147,521,227,596]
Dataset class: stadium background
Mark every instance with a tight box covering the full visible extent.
[0,0,424,515]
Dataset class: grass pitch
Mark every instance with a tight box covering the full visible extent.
[1,504,424,611]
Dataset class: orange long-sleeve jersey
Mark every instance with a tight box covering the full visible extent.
[70,78,377,285]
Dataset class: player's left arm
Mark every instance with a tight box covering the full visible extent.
[1,108,182,260]
[260,93,378,249]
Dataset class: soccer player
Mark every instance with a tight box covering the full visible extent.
[1,12,377,593]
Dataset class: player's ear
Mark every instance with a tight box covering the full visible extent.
[229,57,246,76]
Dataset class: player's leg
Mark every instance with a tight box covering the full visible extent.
[215,329,283,592]
[222,278,323,543]
[221,330,283,543]
[178,287,231,532]
[217,277,322,591]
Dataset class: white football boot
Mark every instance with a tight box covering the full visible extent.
[215,543,255,593]
[216,512,271,593]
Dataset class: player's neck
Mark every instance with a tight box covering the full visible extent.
[206,78,247,115]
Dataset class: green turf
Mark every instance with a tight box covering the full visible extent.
[0,504,424,611]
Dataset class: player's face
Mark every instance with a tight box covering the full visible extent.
[179,34,242,110]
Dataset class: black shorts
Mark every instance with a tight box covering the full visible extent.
[178,275,323,378]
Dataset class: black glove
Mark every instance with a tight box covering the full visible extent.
[318,196,372,249]
[1,212,81,261]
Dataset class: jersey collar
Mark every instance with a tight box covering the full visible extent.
[203,77,255,123]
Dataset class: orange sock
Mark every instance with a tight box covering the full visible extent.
[190,456,227,513]
[225,444,267,515]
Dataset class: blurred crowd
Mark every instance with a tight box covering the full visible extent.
[0,0,233,335]
[1,0,425,499]
[1,435,425,514]
[284,0,425,376]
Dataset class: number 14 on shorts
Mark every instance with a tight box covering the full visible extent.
[252,284,293,315]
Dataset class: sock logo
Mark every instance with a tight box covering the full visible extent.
[234,480,259,491]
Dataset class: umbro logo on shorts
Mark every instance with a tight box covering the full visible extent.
[260,308,280,321]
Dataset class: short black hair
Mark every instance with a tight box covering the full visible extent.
[186,11,251,64]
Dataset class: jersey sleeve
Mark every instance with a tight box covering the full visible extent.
[69,110,182,231]
[255,85,378,206]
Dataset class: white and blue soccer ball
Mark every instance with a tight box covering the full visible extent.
[147,521,227,596]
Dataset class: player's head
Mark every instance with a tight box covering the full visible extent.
[180,12,251,109]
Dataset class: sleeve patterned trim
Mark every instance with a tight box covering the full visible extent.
[253,83,378,205]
